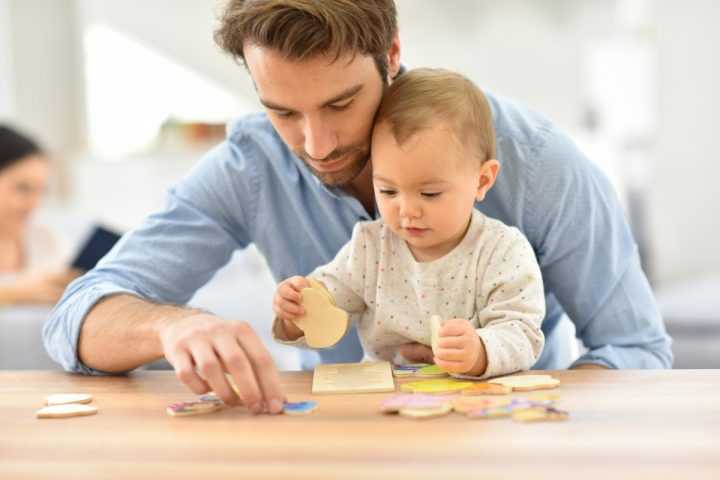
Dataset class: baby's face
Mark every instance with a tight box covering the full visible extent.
[371,123,483,262]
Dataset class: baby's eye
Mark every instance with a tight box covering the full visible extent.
[421,192,442,198]
[378,188,397,196]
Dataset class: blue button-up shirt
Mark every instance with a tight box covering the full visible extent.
[43,92,673,374]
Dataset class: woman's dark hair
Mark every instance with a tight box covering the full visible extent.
[0,125,43,172]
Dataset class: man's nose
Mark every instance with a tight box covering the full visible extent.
[302,116,337,160]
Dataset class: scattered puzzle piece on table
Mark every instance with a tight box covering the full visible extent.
[400,378,473,394]
[453,396,512,413]
[283,401,319,415]
[392,363,432,377]
[488,374,560,392]
[413,365,449,378]
[399,402,453,420]
[44,393,93,406]
[511,406,569,423]
[167,399,223,417]
[312,361,395,394]
[379,394,454,413]
[36,404,98,419]
[465,405,515,419]
[296,285,349,349]
[461,382,512,395]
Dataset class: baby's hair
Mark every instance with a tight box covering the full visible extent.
[374,68,496,163]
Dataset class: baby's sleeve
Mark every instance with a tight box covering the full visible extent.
[470,228,546,379]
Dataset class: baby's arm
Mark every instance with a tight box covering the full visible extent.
[472,230,546,378]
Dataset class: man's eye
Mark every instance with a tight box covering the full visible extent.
[274,110,295,119]
[329,99,354,111]
[421,192,442,198]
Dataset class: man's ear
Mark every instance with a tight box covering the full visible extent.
[387,34,401,81]
[476,159,500,202]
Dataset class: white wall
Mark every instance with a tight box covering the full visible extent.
[651,0,720,283]
[0,0,15,118]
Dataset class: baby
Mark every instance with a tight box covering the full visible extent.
[273,68,545,379]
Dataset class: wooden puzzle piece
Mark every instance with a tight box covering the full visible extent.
[166,400,223,417]
[413,364,449,378]
[488,374,560,392]
[379,394,454,413]
[295,287,349,349]
[36,404,98,419]
[430,314,444,354]
[312,362,395,394]
[460,382,512,395]
[283,401,318,415]
[306,277,335,306]
[465,405,515,419]
[453,396,512,413]
[399,402,453,420]
[44,393,93,406]
[400,378,473,394]
[511,406,569,423]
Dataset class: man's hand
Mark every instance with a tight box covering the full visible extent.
[159,313,286,414]
[434,318,487,376]
[272,275,308,340]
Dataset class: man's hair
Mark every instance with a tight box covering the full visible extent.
[0,125,42,172]
[215,0,398,81]
[375,68,497,163]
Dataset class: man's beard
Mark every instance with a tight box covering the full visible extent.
[295,141,370,187]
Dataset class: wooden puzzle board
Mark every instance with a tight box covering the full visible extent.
[312,361,396,394]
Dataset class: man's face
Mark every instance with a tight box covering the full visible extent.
[244,45,388,187]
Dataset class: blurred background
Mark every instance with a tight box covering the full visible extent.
[1,0,718,369]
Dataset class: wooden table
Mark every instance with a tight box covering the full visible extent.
[1,370,719,479]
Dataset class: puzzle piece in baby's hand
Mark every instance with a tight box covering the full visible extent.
[392,363,432,377]
[306,277,335,306]
[488,374,560,392]
[413,364,449,378]
[430,314,444,354]
[295,286,349,349]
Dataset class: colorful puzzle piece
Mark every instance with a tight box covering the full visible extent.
[166,400,223,417]
[283,401,319,415]
[460,382,512,395]
[400,378,473,394]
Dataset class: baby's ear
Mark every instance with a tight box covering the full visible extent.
[476,159,500,201]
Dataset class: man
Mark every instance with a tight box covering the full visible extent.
[43,0,672,415]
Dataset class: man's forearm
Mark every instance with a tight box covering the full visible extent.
[78,294,192,373]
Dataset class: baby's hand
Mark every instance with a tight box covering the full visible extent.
[273,276,308,339]
[433,318,487,376]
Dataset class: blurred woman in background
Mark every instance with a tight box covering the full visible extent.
[0,124,79,305]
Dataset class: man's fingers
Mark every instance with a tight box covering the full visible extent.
[234,322,285,414]
[168,349,210,395]
[212,335,260,409]
[398,343,435,363]
[189,342,238,406]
